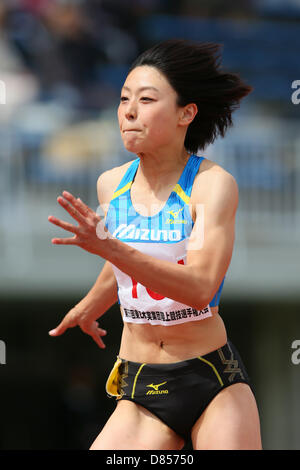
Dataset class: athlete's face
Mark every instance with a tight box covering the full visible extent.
[118,66,184,154]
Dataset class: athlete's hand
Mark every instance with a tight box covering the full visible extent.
[48,305,107,349]
[48,191,112,256]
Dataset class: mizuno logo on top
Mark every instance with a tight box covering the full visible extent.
[113,224,181,241]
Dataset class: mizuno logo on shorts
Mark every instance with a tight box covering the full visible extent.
[146,381,169,395]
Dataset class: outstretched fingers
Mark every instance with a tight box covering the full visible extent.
[63,191,97,219]
[92,330,107,349]
[89,322,106,349]
[56,195,86,224]
[48,215,79,235]
[49,315,75,336]
[51,236,77,245]
[49,191,97,244]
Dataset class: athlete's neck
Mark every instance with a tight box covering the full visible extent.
[135,148,190,193]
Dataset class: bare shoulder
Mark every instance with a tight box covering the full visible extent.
[97,159,136,213]
[196,156,235,178]
[191,157,239,217]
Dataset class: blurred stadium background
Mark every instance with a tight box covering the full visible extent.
[0,0,299,450]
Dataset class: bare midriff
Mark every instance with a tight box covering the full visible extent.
[118,305,227,364]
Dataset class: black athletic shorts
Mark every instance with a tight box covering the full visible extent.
[106,340,254,442]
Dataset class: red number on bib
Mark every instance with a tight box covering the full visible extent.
[130,259,184,300]
[131,278,138,298]
[145,287,165,300]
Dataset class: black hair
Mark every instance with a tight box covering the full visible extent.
[129,39,253,154]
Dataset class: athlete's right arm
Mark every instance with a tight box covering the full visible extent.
[48,166,124,348]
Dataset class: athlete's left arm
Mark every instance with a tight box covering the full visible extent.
[186,169,238,306]
[48,171,238,311]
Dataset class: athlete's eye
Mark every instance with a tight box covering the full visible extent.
[120,96,129,102]
[140,97,154,102]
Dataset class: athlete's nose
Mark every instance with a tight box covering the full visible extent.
[125,102,137,120]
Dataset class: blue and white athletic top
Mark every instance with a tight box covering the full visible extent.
[104,154,225,326]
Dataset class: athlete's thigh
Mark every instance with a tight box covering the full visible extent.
[191,383,262,450]
[90,399,185,450]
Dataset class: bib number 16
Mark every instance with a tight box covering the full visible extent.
[130,259,184,300]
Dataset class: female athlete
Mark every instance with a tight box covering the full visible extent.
[48,39,262,450]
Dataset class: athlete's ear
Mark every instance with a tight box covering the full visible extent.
[178,103,198,127]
